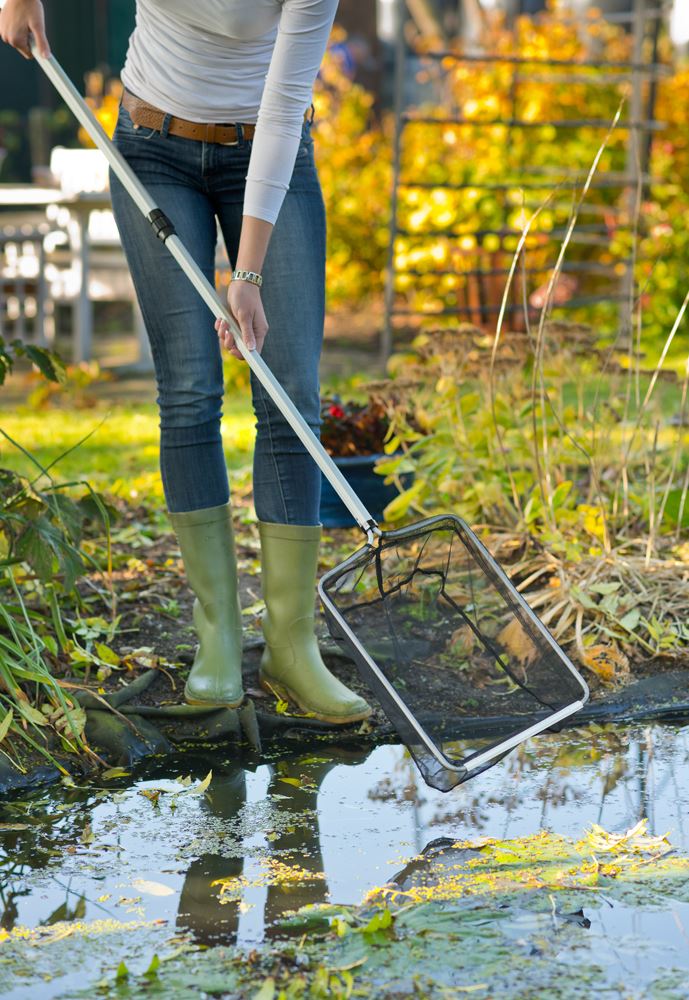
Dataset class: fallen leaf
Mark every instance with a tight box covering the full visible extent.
[131,879,175,897]
[497,619,538,664]
[581,644,629,684]
[176,770,212,796]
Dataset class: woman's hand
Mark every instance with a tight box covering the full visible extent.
[215,279,269,360]
[0,0,51,59]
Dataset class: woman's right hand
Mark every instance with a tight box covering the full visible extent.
[0,0,50,59]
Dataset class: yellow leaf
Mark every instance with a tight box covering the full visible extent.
[95,642,121,666]
[101,767,130,780]
[581,644,629,684]
[497,619,538,665]
[177,770,212,796]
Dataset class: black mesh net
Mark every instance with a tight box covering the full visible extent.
[319,515,589,792]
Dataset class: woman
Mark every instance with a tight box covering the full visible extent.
[1,0,371,725]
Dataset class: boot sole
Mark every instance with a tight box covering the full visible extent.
[259,671,372,725]
[185,690,244,710]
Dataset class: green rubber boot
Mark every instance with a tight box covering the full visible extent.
[168,500,244,709]
[258,520,372,725]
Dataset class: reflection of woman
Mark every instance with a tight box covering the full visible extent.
[176,750,366,945]
[1,1,371,725]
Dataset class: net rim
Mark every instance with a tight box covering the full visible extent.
[317,513,590,784]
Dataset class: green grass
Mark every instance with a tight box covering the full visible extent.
[0,396,256,507]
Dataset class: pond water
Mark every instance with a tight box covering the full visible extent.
[1,721,689,998]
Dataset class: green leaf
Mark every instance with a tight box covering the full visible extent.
[363,907,393,935]
[16,702,49,728]
[22,344,67,384]
[252,978,275,1000]
[101,767,131,780]
[550,480,573,510]
[0,707,13,744]
[46,492,84,543]
[383,481,424,521]
[590,582,622,596]
[144,954,160,979]
[619,609,641,632]
[14,518,58,582]
[94,642,121,666]
[115,960,129,981]
[570,585,597,610]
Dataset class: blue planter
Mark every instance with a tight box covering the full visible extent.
[319,453,413,528]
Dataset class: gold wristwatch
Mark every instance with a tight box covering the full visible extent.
[231,269,263,287]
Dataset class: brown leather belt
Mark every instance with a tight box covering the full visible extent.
[122,88,311,144]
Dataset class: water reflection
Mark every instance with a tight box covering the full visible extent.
[1,722,689,942]
[176,748,368,945]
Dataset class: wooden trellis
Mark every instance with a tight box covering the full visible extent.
[381,0,674,360]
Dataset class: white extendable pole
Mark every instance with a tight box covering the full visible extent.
[33,45,378,535]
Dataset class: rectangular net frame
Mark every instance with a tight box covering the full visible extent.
[319,515,589,791]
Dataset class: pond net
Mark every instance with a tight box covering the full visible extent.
[319,515,589,792]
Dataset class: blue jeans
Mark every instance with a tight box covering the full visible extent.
[109,101,326,524]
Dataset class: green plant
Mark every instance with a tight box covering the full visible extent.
[0,342,120,770]
[0,334,67,388]
[377,309,689,677]
[0,443,118,770]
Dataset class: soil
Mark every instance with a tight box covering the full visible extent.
[80,500,689,727]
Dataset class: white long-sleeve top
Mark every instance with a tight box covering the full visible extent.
[120,0,338,224]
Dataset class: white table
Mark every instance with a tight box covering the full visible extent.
[0,184,152,370]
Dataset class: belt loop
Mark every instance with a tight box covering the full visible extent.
[308,102,315,125]
[160,112,171,139]
[236,122,244,144]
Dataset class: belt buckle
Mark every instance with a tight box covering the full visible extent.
[204,122,239,145]
[213,121,240,146]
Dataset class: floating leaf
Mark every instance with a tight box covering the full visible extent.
[252,979,275,1000]
[177,770,212,796]
[101,767,130,780]
[132,880,175,897]
[138,788,163,806]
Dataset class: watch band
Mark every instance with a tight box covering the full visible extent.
[232,269,263,287]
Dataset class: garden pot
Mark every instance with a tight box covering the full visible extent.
[319,453,413,528]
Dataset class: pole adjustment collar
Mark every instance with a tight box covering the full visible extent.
[147,208,175,242]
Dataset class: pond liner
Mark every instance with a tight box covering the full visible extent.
[366,669,689,743]
[2,670,689,798]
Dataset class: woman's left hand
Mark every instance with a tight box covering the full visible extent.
[216,279,269,360]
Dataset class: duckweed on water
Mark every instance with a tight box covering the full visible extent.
[2,729,689,998]
[2,819,689,998]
